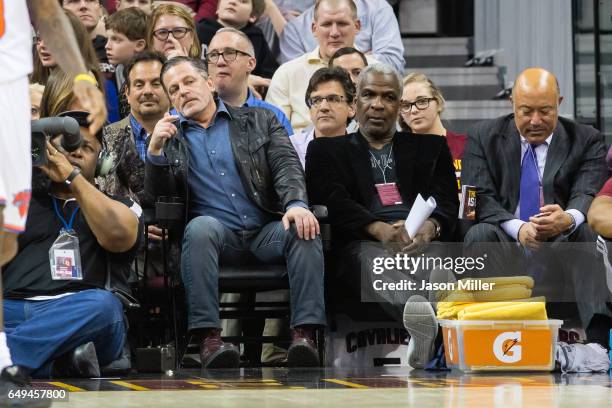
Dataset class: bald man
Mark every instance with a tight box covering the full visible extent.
[462,68,609,336]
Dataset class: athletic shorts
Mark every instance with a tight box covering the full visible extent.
[0,76,31,233]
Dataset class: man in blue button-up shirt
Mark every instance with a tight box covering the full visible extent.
[145,57,326,369]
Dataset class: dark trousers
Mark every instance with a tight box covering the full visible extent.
[181,216,326,331]
[4,289,126,377]
[464,222,611,326]
[338,240,445,323]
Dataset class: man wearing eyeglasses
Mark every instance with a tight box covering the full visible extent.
[206,28,293,136]
[291,66,356,169]
[146,56,326,369]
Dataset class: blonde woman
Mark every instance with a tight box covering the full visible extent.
[399,73,467,191]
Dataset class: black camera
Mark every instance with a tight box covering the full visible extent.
[31,117,82,167]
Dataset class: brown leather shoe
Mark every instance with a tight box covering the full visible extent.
[199,329,240,369]
[287,326,320,367]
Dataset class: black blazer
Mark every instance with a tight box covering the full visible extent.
[461,114,607,226]
[305,131,459,244]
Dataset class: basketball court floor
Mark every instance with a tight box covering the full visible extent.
[30,367,612,407]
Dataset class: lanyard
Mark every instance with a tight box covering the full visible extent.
[52,198,80,231]
[369,143,394,184]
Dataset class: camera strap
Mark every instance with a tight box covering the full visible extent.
[49,198,83,281]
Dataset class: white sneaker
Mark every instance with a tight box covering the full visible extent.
[403,294,438,369]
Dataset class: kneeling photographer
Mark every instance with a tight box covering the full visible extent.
[2,110,142,379]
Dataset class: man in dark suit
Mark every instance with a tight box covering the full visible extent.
[462,67,609,334]
[306,63,458,368]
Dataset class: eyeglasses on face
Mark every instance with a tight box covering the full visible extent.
[153,27,191,41]
[205,48,252,64]
[399,97,436,113]
[307,94,346,108]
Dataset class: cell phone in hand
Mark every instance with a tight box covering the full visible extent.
[533,212,551,218]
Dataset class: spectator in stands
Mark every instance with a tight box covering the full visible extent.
[62,0,109,65]
[99,51,170,204]
[291,66,355,168]
[40,69,105,118]
[197,0,278,79]
[116,0,153,14]
[40,69,104,118]
[462,67,608,333]
[167,0,218,22]
[399,73,466,192]
[329,46,366,132]
[329,46,367,85]
[31,11,101,86]
[145,57,326,368]
[255,0,312,63]
[206,28,292,135]
[147,4,202,59]
[279,0,404,74]
[105,7,148,118]
[99,51,171,278]
[29,83,45,120]
[3,110,142,378]
[589,178,612,239]
[266,0,376,134]
[62,1,124,121]
[306,63,458,368]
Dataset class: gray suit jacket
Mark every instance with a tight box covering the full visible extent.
[461,114,607,226]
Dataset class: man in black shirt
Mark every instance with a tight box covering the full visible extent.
[3,110,142,378]
[306,64,458,369]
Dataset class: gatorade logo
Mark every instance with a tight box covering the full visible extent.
[493,331,522,363]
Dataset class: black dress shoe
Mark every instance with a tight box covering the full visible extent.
[0,365,51,407]
[51,341,100,378]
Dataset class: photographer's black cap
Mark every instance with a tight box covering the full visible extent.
[57,110,105,143]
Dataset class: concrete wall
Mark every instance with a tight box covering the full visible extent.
[473,0,575,117]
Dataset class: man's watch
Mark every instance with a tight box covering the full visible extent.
[64,167,81,185]
[428,218,441,239]
[564,211,576,233]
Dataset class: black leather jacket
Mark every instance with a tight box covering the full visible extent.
[144,103,308,224]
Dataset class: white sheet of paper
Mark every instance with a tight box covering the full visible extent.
[405,194,437,239]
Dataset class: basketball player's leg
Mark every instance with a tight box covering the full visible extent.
[0,76,32,375]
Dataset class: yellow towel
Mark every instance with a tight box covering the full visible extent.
[459,301,547,321]
[435,276,538,319]
[456,296,546,318]
[437,303,474,319]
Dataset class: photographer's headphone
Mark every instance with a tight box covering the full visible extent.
[57,110,113,177]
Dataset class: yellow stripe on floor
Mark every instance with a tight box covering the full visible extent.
[110,381,150,391]
[47,382,85,392]
[323,379,369,389]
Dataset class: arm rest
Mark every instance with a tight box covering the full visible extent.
[311,205,331,251]
[310,205,328,221]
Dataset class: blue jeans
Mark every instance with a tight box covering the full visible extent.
[181,216,326,331]
[4,289,126,377]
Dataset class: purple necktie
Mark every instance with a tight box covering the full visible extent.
[519,144,540,221]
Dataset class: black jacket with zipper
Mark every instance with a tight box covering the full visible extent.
[144,103,307,226]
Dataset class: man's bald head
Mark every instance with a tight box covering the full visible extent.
[512,68,560,100]
[511,67,563,144]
